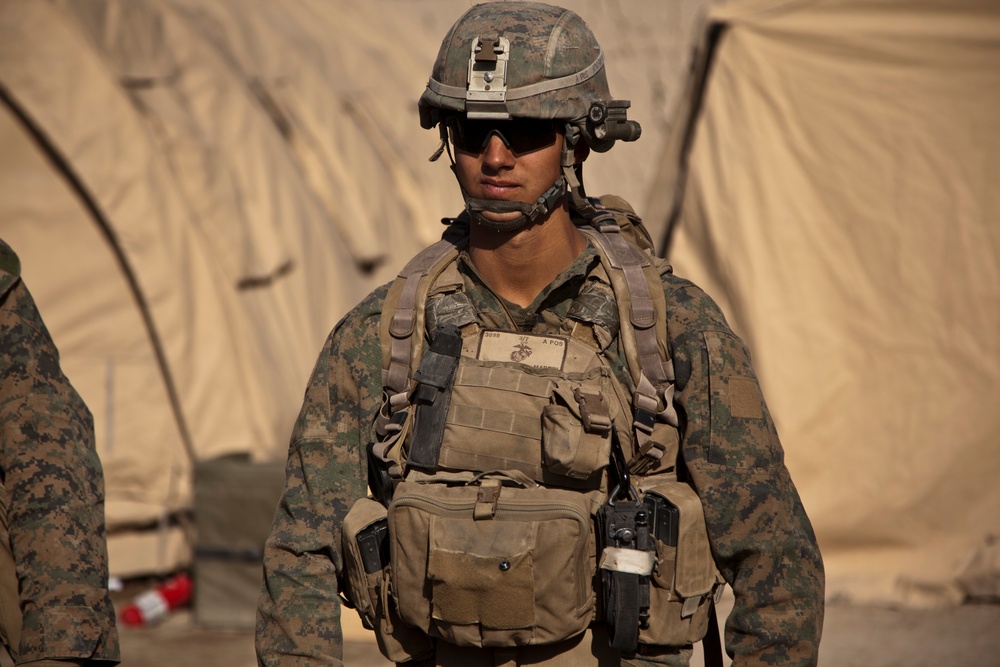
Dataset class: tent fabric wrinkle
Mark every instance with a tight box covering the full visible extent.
[651,0,1000,607]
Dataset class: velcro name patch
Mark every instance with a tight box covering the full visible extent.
[477,330,567,369]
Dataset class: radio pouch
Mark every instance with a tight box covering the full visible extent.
[597,494,656,653]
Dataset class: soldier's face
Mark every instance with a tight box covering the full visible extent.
[452,118,564,227]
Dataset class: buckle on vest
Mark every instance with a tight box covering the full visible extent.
[634,406,656,436]
[474,479,502,520]
[574,387,612,434]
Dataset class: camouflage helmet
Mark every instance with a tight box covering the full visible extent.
[419,2,639,151]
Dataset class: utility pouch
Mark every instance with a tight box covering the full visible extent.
[387,472,600,648]
[341,497,434,663]
[541,384,614,482]
[635,479,723,647]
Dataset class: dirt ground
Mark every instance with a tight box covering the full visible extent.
[108,592,1000,667]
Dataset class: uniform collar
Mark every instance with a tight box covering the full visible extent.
[457,240,601,330]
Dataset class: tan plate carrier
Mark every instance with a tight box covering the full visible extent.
[340,197,724,662]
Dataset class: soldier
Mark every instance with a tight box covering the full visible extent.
[257,3,824,666]
[0,240,120,666]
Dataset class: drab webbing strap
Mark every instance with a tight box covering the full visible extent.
[581,221,676,467]
[607,570,642,652]
[580,224,669,388]
[384,238,462,398]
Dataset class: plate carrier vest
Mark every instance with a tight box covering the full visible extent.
[339,197,724,664]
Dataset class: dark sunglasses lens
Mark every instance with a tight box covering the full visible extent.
[450,119,556,153]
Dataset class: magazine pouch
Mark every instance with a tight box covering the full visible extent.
[341,497,434,662]
[636,479,724,647]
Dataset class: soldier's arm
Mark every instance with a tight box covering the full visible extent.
[0,272,120,664]
[664,277,824,666]
[255,288,386,667]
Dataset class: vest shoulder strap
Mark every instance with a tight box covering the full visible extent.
[580,198,680,473]
[379,233,466,405]
[580,199,673,389]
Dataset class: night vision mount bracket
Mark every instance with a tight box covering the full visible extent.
[466,35,512,120]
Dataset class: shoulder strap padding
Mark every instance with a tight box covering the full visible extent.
[380,234,466,398]
[594,194,658,257]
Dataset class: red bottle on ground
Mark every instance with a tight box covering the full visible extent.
[119,573,193,626]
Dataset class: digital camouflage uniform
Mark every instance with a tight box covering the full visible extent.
[256,242,824,666]
[0,241,120,666]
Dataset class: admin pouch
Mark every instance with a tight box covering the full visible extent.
[388,471,604,647]
[340,197,724,660]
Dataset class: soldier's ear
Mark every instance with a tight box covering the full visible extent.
[574,142,590,165]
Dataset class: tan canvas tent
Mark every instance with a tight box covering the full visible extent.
[0,0,455,576]
[648,0,1000,607]
[0,0,708,578]
[4,0,997,611]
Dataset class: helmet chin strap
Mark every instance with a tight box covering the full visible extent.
[461,176,567,233]
[560,122,600,218]
[452,127,588,233]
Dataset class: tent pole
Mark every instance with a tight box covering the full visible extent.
[0,82,198,465]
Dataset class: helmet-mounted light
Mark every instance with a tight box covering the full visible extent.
[587,100,641,151]
[466,35,511,120]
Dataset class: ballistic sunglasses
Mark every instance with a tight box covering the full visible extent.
[446,117,559,154]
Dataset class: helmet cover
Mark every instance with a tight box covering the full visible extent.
[419,2,612,128]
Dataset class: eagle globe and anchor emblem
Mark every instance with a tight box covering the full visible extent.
[510,341,533,363]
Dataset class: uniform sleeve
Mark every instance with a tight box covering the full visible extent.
[0,280,120,665]
[255,289,386,667]
[665,279,824,666]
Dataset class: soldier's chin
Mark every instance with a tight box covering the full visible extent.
[478,209,522,225]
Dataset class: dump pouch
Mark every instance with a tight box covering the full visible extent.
[387,473,601,648]
[341,498,434,663]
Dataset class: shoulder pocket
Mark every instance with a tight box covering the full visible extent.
[704,331,780,468]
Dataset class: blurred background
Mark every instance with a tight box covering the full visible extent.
[1,0,998,664]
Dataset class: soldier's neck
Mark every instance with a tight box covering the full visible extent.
[468,210,586,308]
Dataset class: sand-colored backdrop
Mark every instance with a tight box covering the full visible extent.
[1,0,997,609]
